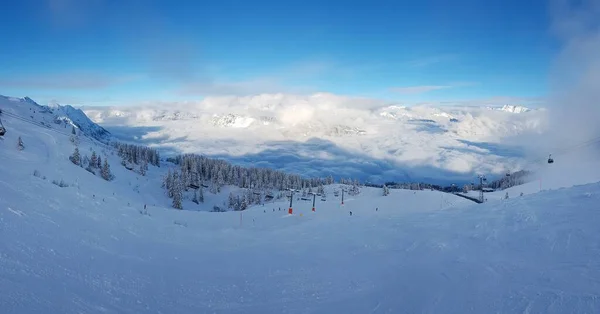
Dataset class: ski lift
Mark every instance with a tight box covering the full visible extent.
[548,154,554,164]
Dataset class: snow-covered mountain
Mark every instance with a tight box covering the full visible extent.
[487,104,534,113]
[2,94,600,313]
[82,93,547,184]
[1,95,111,142]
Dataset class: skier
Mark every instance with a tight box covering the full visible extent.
[144,204,147,210]
[349,211,353,216]
[376,207,378,211]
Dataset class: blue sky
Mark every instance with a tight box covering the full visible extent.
[0,0,554,106]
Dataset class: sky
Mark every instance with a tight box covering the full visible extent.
[0,0,556,107]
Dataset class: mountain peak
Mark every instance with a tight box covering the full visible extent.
[488,104,532,113]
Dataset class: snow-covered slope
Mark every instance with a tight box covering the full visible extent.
[2,135,600,312]
[1,95,111,142]
[82,93,546,183]
[3,92,600,313]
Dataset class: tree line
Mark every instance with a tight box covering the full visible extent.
[162,153,335,210]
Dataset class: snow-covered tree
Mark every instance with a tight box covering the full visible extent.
[97,156,102,168]
[171,171,183,209]
[113,141,160,167]
[228,192,236,209]
[164,169,174,197]
[139,161,147,176]
[90,151,98,168]
[83,155,92,171]
[198,187,204,203]
[161,153,332,209]
[69,147,81,166]
[382,185,390,196]
[69,126,80,146]
[240,195,248,211]
[16,136,24,150]
[101,159,113,181]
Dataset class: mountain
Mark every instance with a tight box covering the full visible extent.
[1,95,111,142]
[487,104,534,113]
[82,93,547,184]
[2,96,600,313]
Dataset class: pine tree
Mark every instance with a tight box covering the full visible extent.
[70,147,81,165]
[97,156,102,168]
[240,195,248,211]
[165,170,174,197]
[90,151,98,168]
[228,192,235,209]
[16,136,24,150]
[382,185,390,196]
[171,171,183,209]
[101,159,113,181]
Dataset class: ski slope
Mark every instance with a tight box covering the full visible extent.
[2,97,600,313]
[461,156,600,203]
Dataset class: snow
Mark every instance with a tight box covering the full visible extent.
[2,93,600,313]
[0,95,111,142]
[487,105,533,114]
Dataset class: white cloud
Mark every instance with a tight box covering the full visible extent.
[439,96,546,107]
[82,91,547,183]
[545,0,600,152]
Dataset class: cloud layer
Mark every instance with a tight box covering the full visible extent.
[83,92,546,183]
[546,0,600,152]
